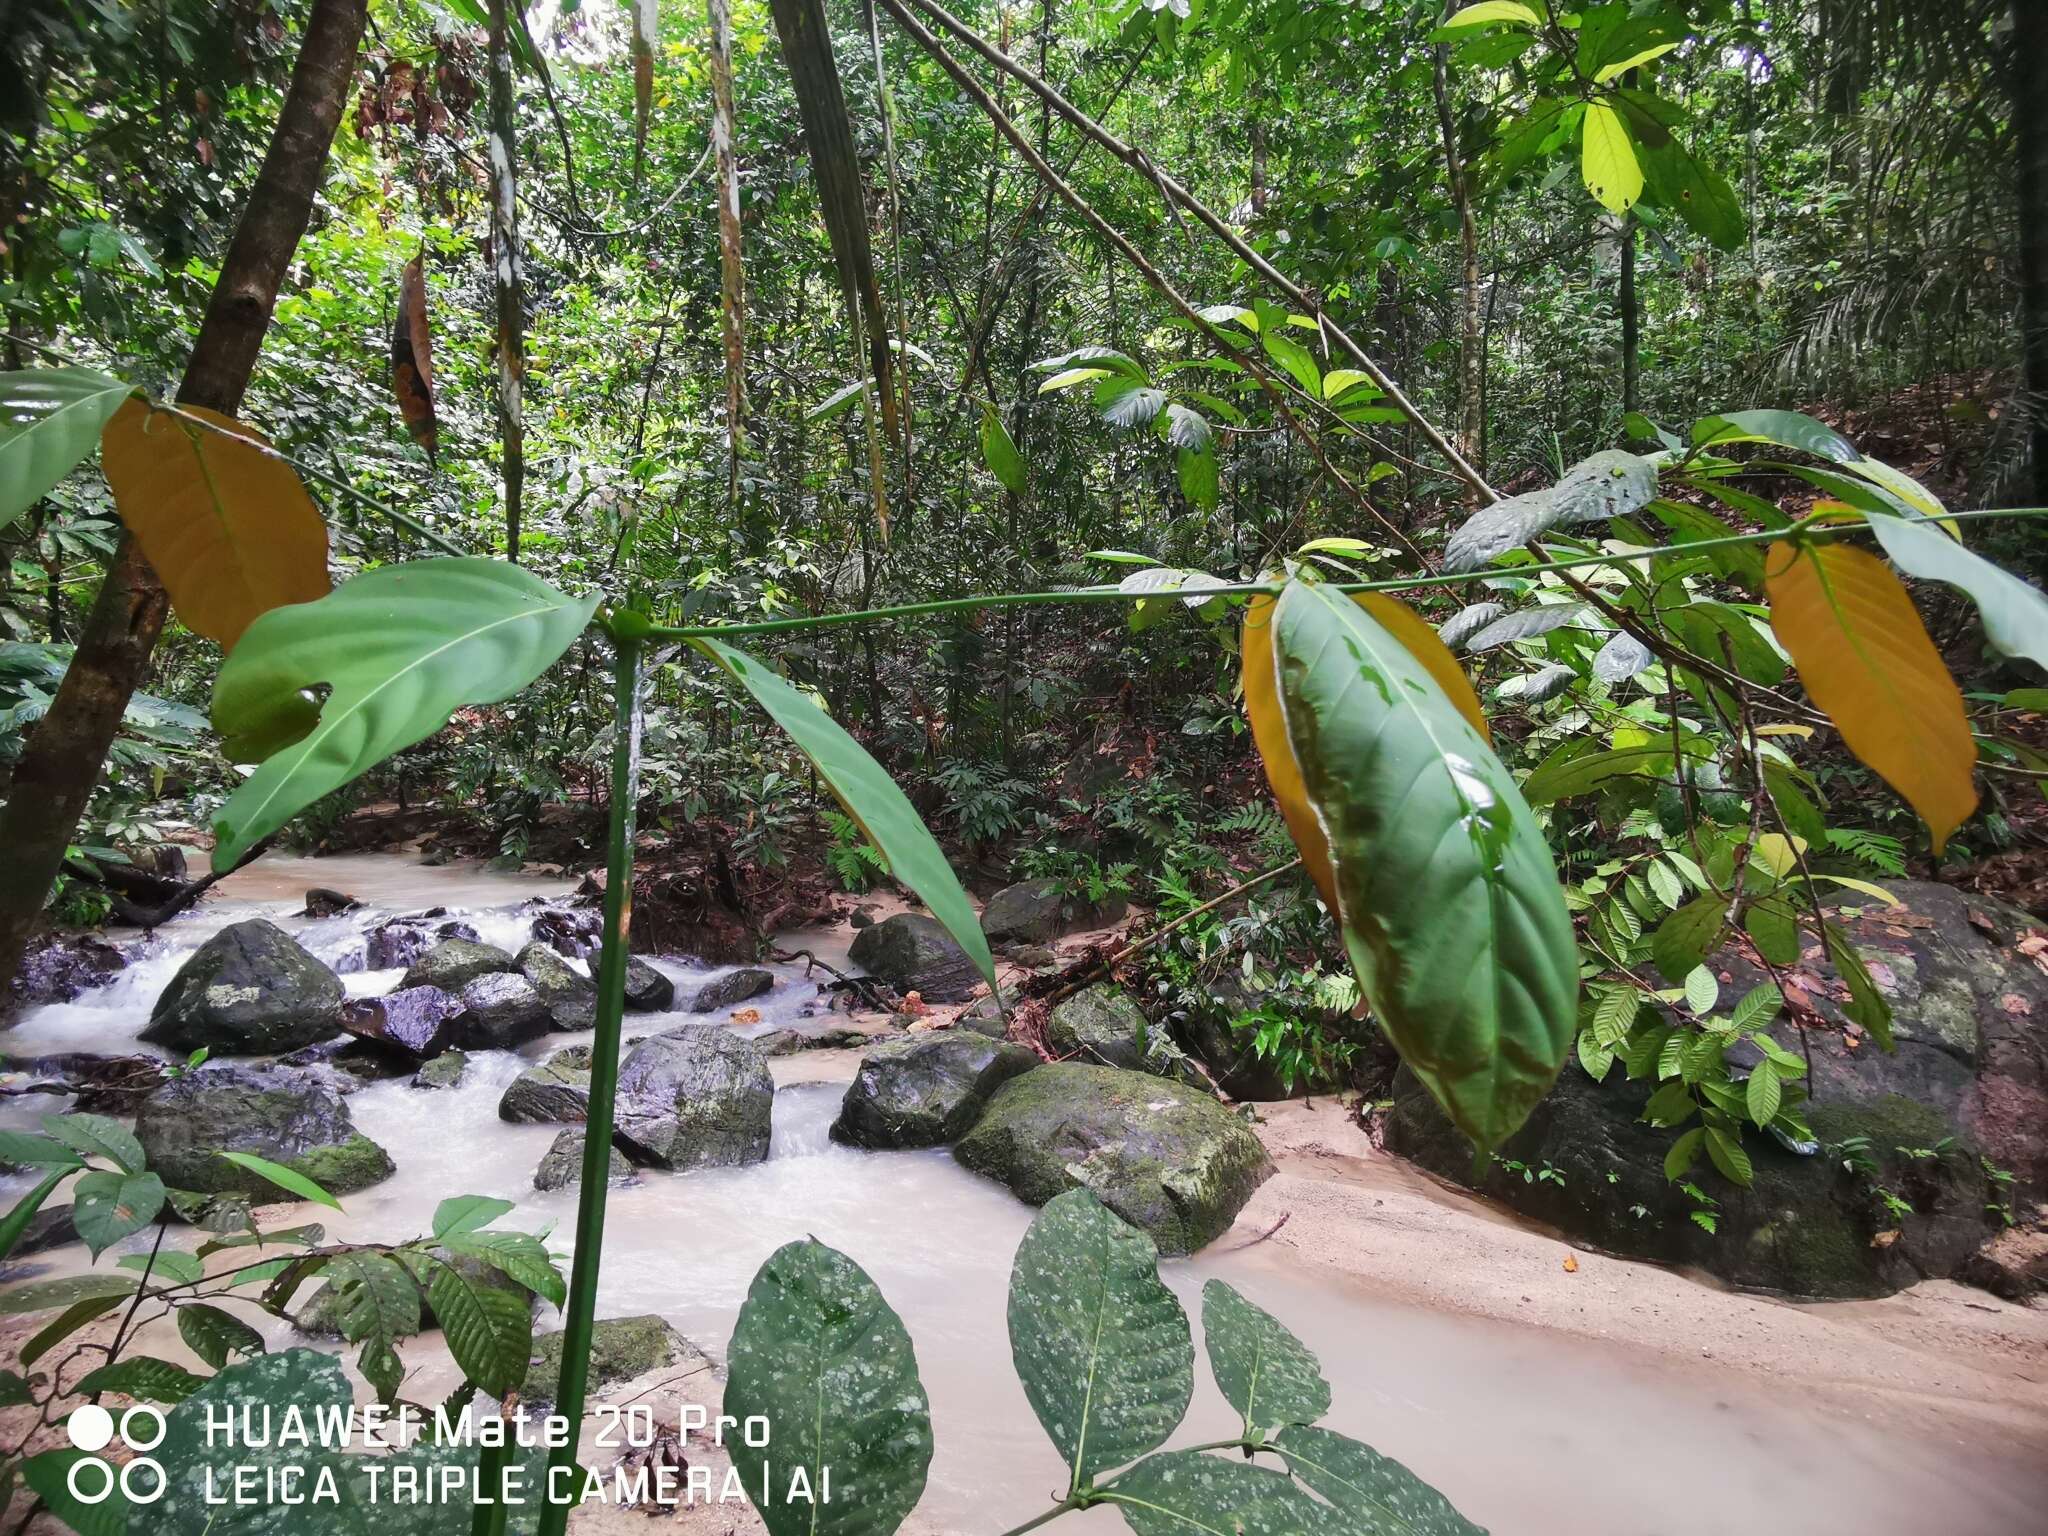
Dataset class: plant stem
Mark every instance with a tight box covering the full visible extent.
[536,630,644,1536]
[641,506,2047,640]
[991,1498,1078,1536]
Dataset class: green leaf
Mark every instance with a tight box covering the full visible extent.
[432,1194,514,1239]
[1640,137,1744,249]
[72,1355,207,1403]
[0,1369,30,1406]
[1577,1032,1615,1081]
[1650,894,1727,982]
[121,1249,202,1286]
[214,1151,341,1210]
[1008,1189,1191,1486]
[177,1303,267,1370]
[325,1252,422,1346]
[1177,444,1218,510]
[1520,744,1673,805]
[439,1229,567,1309]
[980,407,1027,494]
[1200,1280,1330,1436]
[1728,984,1781,1033]
[1647,859,1685,911]
[1032,345,1145,378]
[1273,1424,1485,1535]
[1038,366,1113,394]
[21,1448,127,1536]
[1682,967,1719,1016]
[1272,580,1579,1150]
[1823,922,1895,1051]
[1440,1,1539,29]
[1095,379,1169,432]
[807,378,870,421]
[42,1111,144,1175]
[1463,602,1586,652]
[0,1129,86,1168]
[0,1274,138,1314]
[415,1252,531,1398]
[21,1295,126,1366]
[1692,409,1858,465]
[209,557,600,872]
[1704,1126,1754,1186]
[70,1169,165,1257]
[1103,1452,1332,1536]
[0,368,133,532]
[1743,899,1800,967]
[1865,511,2048,671]
[1663,1126,1705,1181]
[693,637,997,994]
[1745,1066,1783,1127]
[0,1168,72,1264]
[1580,100,1642,214]
[724,1238,931,1536]
[1259,330,1321,396]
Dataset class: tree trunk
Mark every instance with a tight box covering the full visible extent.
[1432,11,1483,483]
[0,0,366,997]
[1620,214,1639,416]
[2011,0,2048,505]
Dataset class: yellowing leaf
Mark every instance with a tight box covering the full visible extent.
[1580,101,1643,215]
[1766,540,1976,852]
[100,399,329,650]
[1755,724,1813,739]
[1244,590,1492,915]
[1594,42,1679,82]
[1442,1,1540,29]
[1815,875,1903,907]
[1752,832,1805,878]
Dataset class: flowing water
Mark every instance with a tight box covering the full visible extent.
[3,853,2042,1535]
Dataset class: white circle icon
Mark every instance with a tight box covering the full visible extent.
[66,1405,115,1454]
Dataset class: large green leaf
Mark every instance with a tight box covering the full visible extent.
[72,1355,207,1403]
[981,407,1027,494]
[1272,580,1578,1150]
[1008,1188,1192,1488]
[43,1111,144,1175]
[1272,1425,1485,1536]
[723,1239,931,1536]
[70,1170,165,1257]
[1101,1452,1330,1536]
[21,1448,128,1536]
[0,1274,137,1313]
[414,1251,532,1398]
[1865,511,2048,671]
[1199,1280,1330,1437]
[177,1303,267,1370]
[209,558,598,872]
[0,367,133,531]
[1691,409,1858,465]
[693,637,997,993]
[0,1168,73,1263]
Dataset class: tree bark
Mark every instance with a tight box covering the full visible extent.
[0,0,366,997]
[2011,0,2048,505]
[1620,213,1639,416]
[1433,2,1483,484]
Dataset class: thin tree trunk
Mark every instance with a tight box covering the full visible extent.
[1620,214,1639,415]
[708,0,748,516]
[0,0,366,997]
[2011,0,2048,504]
[487,0,526,562]
[1432,6,1482,481]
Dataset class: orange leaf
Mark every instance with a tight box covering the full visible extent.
[391,254,437,463]
[1243,589,1490,911]
[101,398,330,650]
[1562,1253,1579,1273]
[1766,539,1976,851]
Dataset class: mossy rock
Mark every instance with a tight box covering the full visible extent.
[831,1033,1039,1148]
[401,938,519,993]
[141,920,344,1056]
[522,1315,706,1406]
[135,1064,395,1200]
[1046,985,1203,1086]
[412,1051,469,1090]
[499,1046,594,1124]
[955,1062,1272,1255]
[534,1128,634,1191]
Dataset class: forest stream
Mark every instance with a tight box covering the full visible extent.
[3,852,2044,1536]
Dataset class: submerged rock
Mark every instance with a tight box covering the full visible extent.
[523,1315,705,1406]
[517,942,596,1030]
[135,1064,395,1199]
[849,913,980,1002]
[401,938,519,993]
[955,1063,1272,1255]
[534,1128,634,1191]
[142,919,344,1056]
[612,1027,772,1170]
[1385,1065,1999,1298]
[11,933,128,1007]
[301,888,359,918]
[499,1046,594,1123]
[1046,985,1203,1086]
[747,1022,876,1055]
[340,985,459,1059]
[622,955,675,1012]
[531,905,602,961]
[832,1034,1039,1148]
[450,971,552,1050]
[688,967,775,1014]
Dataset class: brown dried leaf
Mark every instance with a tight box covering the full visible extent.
[391,255,437,463]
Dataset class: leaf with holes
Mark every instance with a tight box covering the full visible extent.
[1766,540,1976,851]
[1201,1279,1330,1436]
[693,637,996,995]
[1268,580,1578,1149]
[1008,1189,1191,1486]
[210,559,599,872]
[0,367,133,531]
[100,397,329,649]
[724,1239,930,1536]
[1580,100,1642,214]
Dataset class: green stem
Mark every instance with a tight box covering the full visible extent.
[471,1438,511,1536]
[536,630,644,1536]
[642,507,2048,640]
[991,1499,1079,1536]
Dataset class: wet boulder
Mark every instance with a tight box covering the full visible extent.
[412,1050,469,1090]
[401,937,519,993]
[955,1063,1273,1255]
[135,1063,395,1199]
[612,1026,772,1170]
[688,967,775,1014]
[499,1046,593,1123]
[1384,1064,1999,1299]
[523,1315,705,1408]
[11,933,127,1007]
[849,913,980,1002]
[622,955,675,1012]
[517,942,596,1031]
[301,888,359,918]
[531,905,601,961]
[534,1128,634,1192]
[449,972,552,1050]
[340,985,459,1059]
[981,879,1127,948]
[748,1022,876,1055]
[1046,985,1203,1086]
[831,1034,1039,1148]
[142,919,344,1056]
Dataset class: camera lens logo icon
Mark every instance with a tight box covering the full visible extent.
[65,1404,167,1505]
